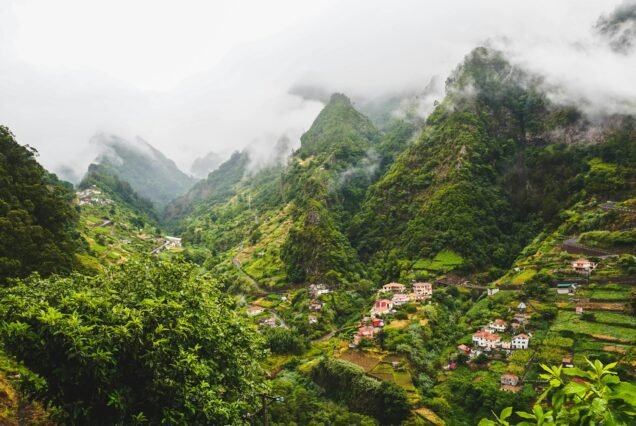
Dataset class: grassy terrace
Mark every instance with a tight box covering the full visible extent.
[551,311,636,342]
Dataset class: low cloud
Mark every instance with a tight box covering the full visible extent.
[0,0,633,182]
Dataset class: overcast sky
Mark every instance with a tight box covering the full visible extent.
[0,0,633,180]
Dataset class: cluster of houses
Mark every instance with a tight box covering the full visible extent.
[308,284,330,321]
[468,303,532,355]
[372,282,433,316]
[76,187,113,206]
[350,282,434,347]
[246,305,283,328]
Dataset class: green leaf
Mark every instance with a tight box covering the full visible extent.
[516,411,536,420]
[563,381,588,396]
[500,406,513,421]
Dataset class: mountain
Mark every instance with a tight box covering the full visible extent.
[350,47,631,281]
[168,93,414,287]
[191,151,225,178]
[89,133,196,210]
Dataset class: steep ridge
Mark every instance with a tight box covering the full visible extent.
[350,47,631,280]
[90,133,195,210]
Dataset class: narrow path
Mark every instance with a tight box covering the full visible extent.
[312,329,337,343]
[561,236,615,257]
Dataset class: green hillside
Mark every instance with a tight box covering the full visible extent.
[91,133,195,210]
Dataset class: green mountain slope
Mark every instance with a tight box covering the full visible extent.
[0,126,81,281]
[171,94,413,287]
[75,165,178,269]
[91,133,195,210]
[350,47,630,279]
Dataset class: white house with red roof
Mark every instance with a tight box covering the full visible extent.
[472,330,501,349]
[391,293,410,306]
[486,319,508,333]
[511,333,530,349]
[382,282,406,294]
[371,299,393,316]
[412,282,433,296]
[572,258,597,273]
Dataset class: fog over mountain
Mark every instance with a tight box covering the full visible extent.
[0,0,633,181]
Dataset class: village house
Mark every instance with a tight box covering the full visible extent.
[500,374,520,392]
[562,358,574,368]
[487,288,500,296]
[260,317,278,327]
[511,333,530,349]
[556,283,577,295]
[486,319,508,333]
[308,315,318,324]
[309,302,323,312]
[408,292,427,302]
[246,305,265,316]
[412,282,433,296]
[572,258,597,274]
[309,284,330,298]
[513,314,528,324]
[457,344,471,355]
[382,282,406,294]
[371,299,393,316]
[500,340,511,350]
[358,325,375,339]
[576,306,584,315]
[165,236,182,248]
[391,293,411,306]
[371,317,384,327]
[472,330,501,349]
[517,302,527,312]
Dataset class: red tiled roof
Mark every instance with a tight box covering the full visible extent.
[383,282,404,288]
[473,331,500,340]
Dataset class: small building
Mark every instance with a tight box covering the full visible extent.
[556,283,577,295]
[246,305,265,316]
[500,374,519,386]
[472,331,501,349]
[358,325,375,339]
[412,282,433,296]
[165,236,182,248]
[572,258,597,274]
[486,319,508,333]
[309,302,323,312]
[371,318,384,327]
[457,344,471,354]
[511,322,522,331]
[500,340,511,350]
[308,315,318,324]
[371,299,393,316]
[391,293,411,306]
[309,284,330,298]
[575,306,584,315]
[487,288,500,296]
[562,358,574,368]
[408,292,427,302]
[260,317,278,327]
[513,314,528,324]
[517,302,527,312]
[382,282,406,294]
[511,333,530,349]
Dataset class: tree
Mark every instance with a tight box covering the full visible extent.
[0,127,80,281]
[0,259,267,425]
[479,359,636,425]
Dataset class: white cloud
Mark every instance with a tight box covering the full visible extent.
[0,0,631,181]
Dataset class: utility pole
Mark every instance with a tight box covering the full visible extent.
[243,393,283,426]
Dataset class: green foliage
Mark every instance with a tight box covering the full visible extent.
[92,134,195,210]
[0,127,80,281]
[480,360,636,425]
[264,327,307,355]
[310,357,410,425]
[80,163,158,223]
[0,259,266,425]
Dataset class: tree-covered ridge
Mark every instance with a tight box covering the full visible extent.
[350,47,630,277]
[0,259,267,425]
[0,126,80,282]
[91,133,195,211]
[80,163,158,223]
